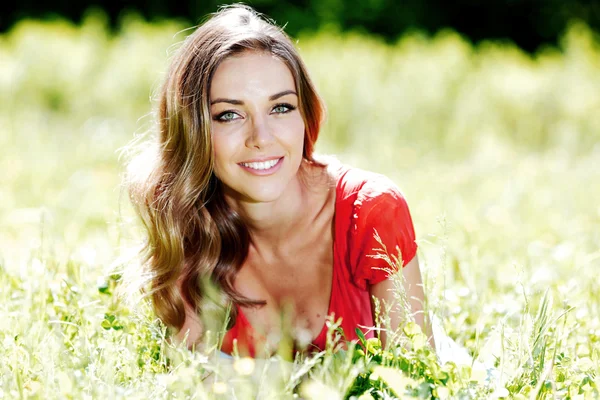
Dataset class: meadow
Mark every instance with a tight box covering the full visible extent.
[1,12,599,399]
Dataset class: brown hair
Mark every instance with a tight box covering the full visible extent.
[124,4,326,333]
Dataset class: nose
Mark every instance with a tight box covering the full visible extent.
[245,115,275,149]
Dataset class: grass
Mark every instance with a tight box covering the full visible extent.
[1,12,599,399]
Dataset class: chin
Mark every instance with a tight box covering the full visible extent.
[240,186,286,204]
[219,178,283,204]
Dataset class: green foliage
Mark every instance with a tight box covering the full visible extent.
[1,16,599,399]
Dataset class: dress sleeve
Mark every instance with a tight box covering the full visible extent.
[348,176,418,291]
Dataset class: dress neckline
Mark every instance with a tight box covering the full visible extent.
[233,161,346,349]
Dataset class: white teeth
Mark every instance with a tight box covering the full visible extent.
[241,158,280,170]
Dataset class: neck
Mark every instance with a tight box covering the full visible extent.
[224,170,309,250]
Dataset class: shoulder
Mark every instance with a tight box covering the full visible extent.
[332,165,417,288]
[332,161,409,214]
[350,171,412,241]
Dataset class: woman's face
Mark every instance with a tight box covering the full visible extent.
[209,51,305,204]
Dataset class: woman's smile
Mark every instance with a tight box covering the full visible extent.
[238,156,285,175]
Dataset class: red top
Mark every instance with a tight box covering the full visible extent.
[220,162,418,356]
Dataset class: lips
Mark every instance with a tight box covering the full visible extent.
[238,156,284,174]
[238,157,283,170]
[238,156,283,163]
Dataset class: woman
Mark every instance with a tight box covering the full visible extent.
[126,4,433,358]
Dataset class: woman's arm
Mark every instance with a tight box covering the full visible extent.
[370,255,435,350]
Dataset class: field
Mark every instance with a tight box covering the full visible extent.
[1,13,599,399]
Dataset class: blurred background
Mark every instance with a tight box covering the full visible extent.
[2,0,600,52]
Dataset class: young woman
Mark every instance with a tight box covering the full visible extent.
[126,4,433,358]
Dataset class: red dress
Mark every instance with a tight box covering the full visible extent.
[220,162,418,356]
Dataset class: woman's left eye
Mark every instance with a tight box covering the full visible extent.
[272,103,295,114]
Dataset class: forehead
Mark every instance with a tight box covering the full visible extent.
[210,51,296,98]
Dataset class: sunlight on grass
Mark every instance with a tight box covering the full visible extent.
[0,13,599,399]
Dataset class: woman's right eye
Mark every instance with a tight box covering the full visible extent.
[214,111,240,122]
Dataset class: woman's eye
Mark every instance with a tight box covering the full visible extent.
[272,103,295,114]
[215,111,240,122]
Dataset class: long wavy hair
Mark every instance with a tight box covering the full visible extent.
[124,4,326,333]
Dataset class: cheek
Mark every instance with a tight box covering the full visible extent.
[279,115,306,151]
[211,133,234,178]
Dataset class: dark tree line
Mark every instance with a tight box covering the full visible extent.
[2,0,600,52]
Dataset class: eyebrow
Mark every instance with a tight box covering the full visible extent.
[210,90,298,106]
